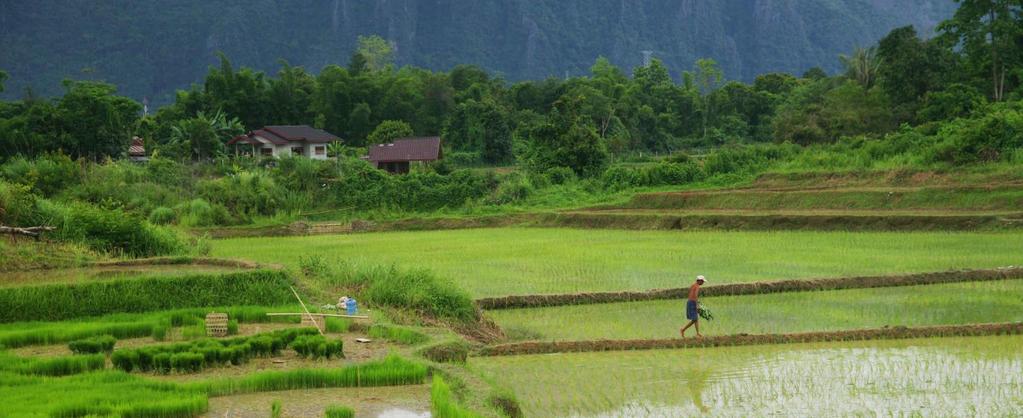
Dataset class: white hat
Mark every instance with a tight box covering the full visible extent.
[696,275,706,282]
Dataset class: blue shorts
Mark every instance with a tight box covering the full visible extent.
[686,300,698,321]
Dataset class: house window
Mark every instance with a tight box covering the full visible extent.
[291,147,304,155]
[315,146,325,156]
[260,148,273,156]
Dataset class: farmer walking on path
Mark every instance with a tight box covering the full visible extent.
[680,275,706,338]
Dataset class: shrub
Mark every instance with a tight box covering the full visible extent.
[35,199,186,257]
[0,270,294,322]
[176,198,230,227]
[544,166,576,185]
[68,335,116,354]
[0,153,81,196]
[316,262,476,323]
[148,206,176,225]
[0,179,36,225]
[324,405,355,418]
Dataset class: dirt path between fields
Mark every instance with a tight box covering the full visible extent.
[475,322,1023,356]
[476,266,1023,309]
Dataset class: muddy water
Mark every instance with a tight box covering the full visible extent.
[472,335,1023,417]
[204,385,430,418]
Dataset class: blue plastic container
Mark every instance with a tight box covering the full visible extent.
[345,298,357,315]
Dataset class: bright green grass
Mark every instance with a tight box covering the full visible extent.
[212,228,1023,297]
[490,280,1023,341]
[470,335,1023,417]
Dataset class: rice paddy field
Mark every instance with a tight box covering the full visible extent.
[470,335,1023,417]
[212,228,1023,297]
[491,280,1023,341]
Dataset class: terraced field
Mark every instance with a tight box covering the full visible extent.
[213,229,1023,297]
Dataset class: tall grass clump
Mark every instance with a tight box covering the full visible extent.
[35,199,186,257]
[68,335,116,354]
[310,259,476,323]
[0,270,294,322]
[271,400,283,418]
[194,355,428,396]
[324,405,356,418]
[431,375,485,418]
[27,371,209,418]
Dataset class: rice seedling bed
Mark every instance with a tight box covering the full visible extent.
[470,335,1023,417]
[488,280,1023,342]
[212,228,1023,297]
[0,264,245,288]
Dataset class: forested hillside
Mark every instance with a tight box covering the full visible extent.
[0,0,954,102]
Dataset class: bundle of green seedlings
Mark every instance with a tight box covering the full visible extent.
[697,304,714,321]
[192,354,429,396]
[0,351,105,376]
[290,335,344,359]
[112,328,320,373]
[68,334,116,354]
[324,405,356,418]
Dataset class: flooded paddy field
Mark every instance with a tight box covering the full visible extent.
[471,335,1023,417]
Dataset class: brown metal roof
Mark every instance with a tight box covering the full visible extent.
[128,137,145,156]
[367,137,443,163]
[227,125,340,146]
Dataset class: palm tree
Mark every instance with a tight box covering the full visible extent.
[840,47,882,89]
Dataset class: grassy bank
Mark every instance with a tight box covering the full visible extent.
[213,228,1023,297]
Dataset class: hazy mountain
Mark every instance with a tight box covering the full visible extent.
[0,0,956,103]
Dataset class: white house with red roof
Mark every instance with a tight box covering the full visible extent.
[227,125,341,160]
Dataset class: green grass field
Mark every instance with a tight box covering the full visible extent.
[489,280,1023,341]
[213,228,1023,297]
[470,335,1023,417]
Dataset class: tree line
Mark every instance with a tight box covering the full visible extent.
[0,1,1021,177]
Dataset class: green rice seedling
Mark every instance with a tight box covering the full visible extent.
[0,352,106,376]
[227,319,239,335]
[324,317,350,333]
[271,400,283,418]
[0,321,153,348]
[151,322,169,341]
[8,370,208,417]
[213,229,1023,297]
[68,335,116,354]
[193,355,428,396]
[113,328,318,373]
[697,304,714,321]
[181,323,206,340]
[431,375,485,418]
[324,405,355,418]
[0,270,294,323]
[368,324,430,345]
[290,335,344,359]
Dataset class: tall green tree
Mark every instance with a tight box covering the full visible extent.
[366,120,413,145]
[839,46,882,89]
[523,95,608,176]
[169,110,242,160]
[939,0,1023,101]
[56,81,141,160]
[443,99,512,163]
[356,35,394,71]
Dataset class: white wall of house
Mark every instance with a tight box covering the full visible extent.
[248,135,330,159]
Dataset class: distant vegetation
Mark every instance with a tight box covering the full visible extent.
[0,1,1021,258]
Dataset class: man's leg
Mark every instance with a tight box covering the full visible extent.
[680,320,695,336]
[694,320,702,337]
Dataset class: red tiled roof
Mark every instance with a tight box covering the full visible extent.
[367,137,443,163]
[129,137,145,156]
[226,125,341,145]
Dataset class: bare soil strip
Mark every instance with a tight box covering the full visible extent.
[475,322,1023,357]
[476,266,1023,310]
